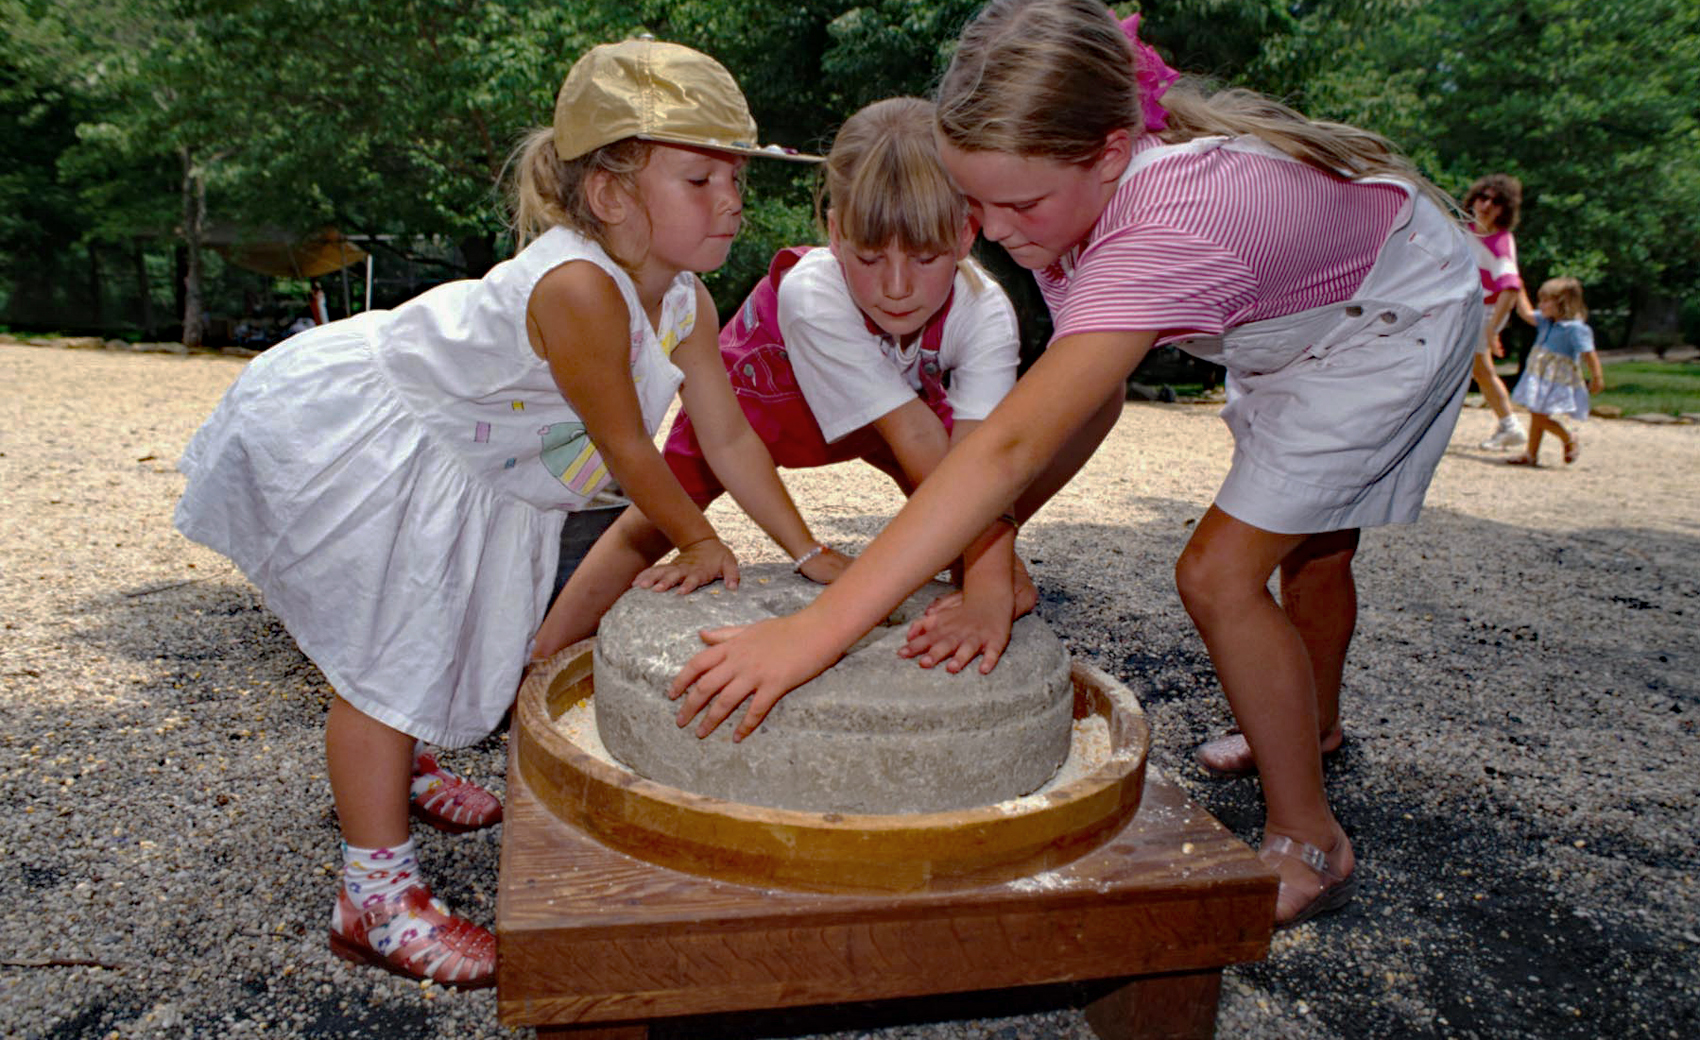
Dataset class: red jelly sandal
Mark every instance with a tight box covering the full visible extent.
[329,884,495,988]
[410,752,503,834]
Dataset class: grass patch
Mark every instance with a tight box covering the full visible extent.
[1593,360,1700,416]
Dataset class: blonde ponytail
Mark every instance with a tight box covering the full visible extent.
[503,127,652,257]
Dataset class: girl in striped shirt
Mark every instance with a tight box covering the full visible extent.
[668,0,1481,929]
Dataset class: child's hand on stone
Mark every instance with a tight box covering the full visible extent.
[636,536,739,595]
[797,546,853,585]
[670,614,839,740]
[900,585,1014,675]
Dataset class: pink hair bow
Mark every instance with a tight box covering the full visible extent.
[1120,13,1179,132]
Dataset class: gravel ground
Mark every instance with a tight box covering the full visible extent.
[2,340,1696,1040]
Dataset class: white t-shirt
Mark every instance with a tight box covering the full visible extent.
[775,248,1020,443]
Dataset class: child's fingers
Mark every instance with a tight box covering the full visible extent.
[733,689,786,741]
[689,678,757,738]
[922,591,964,618]
[898,615,939,659]
[673,669,730,726]
[669,644,727,701]
[698,624,750,645]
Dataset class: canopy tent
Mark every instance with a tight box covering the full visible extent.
[208,225,368,279]
[205,225,375,316]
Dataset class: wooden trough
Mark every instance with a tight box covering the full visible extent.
[496,640,1276,1039]
[511,639,1151,894]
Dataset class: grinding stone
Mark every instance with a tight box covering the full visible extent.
[592,563,1074,813]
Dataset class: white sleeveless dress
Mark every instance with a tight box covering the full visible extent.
[175,225,695,746]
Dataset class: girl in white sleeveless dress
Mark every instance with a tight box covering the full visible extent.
[176,39,822,987]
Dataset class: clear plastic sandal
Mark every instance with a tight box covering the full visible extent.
[1259,833,1358,928]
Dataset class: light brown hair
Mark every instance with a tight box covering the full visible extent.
[1537,276,1587,321]
[505,127,654,261]
[1462,173,1523,231]
[936,0,1451,212]
[820,97,967,254]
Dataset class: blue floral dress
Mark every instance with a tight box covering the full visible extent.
[1512,317,1595,419]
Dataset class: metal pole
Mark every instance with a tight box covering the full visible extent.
[338,241,353,317]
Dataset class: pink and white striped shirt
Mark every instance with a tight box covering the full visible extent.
[1467,225,1521,304]
[1038,135,1405,346]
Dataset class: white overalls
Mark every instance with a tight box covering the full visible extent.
[1168,145,1483,534]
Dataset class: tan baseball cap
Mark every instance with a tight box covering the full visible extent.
[553,37,819,163]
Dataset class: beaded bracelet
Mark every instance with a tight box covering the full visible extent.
[793,544,828,572]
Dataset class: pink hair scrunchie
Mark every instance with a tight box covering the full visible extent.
[1120,13,1179,132]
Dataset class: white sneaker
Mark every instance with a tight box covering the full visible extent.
[1478,425,1527,450]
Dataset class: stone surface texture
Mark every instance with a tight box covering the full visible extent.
[593,564,1074,813]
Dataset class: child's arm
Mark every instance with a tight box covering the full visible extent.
[669,327,1158,741]
[892,415,1018,672]
[1513,288,1537,326]
[672,281,850,583]
[1581,326,1604,393]
[865,405,1029,674]
[869,398,952,482]
[528,264,735,589]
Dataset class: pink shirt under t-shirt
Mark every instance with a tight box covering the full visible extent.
[1039,135,1406,347]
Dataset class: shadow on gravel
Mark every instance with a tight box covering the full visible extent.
[11,501,1693,1040]
[1028,502,1698,1040]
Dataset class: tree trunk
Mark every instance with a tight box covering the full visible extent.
[180,147,206,348]
[133,237,155,338]
[87,242,104,329]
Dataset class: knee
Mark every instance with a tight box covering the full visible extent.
[1174,541,1246,626]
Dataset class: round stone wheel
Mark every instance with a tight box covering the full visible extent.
[514,641,1150,894]
[591,565,1074,814]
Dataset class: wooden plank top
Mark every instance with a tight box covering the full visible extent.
[497,752,1276,1027]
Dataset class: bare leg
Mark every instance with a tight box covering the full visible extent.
[326,695,414,848]
[1533,412,1569,454]
[533,505,675,660]
[1175,506,1354,923]
[1471,352,1514,420]
[1277,528,1359,742]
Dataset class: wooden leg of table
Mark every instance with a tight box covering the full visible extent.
[1084,969,1223,1040]
[535,1024,649,1039]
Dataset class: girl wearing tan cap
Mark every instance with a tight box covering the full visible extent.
[175,37,819,987]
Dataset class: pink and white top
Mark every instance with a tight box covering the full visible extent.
[1038,135,1405,347]
[1467,224,1521,304]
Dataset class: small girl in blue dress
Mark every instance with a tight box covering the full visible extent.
[1509,277,1604,466]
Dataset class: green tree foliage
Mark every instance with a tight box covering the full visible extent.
[1243,0,1700,344]
[4,0,1698,346]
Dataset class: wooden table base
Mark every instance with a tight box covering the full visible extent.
[497,750,1275,1040]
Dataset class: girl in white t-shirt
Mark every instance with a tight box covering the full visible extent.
[537,96,1030,669]
[174,40,825,988]
[670,1,1484,930]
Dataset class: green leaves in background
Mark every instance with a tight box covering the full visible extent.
[4,0,1698,345]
